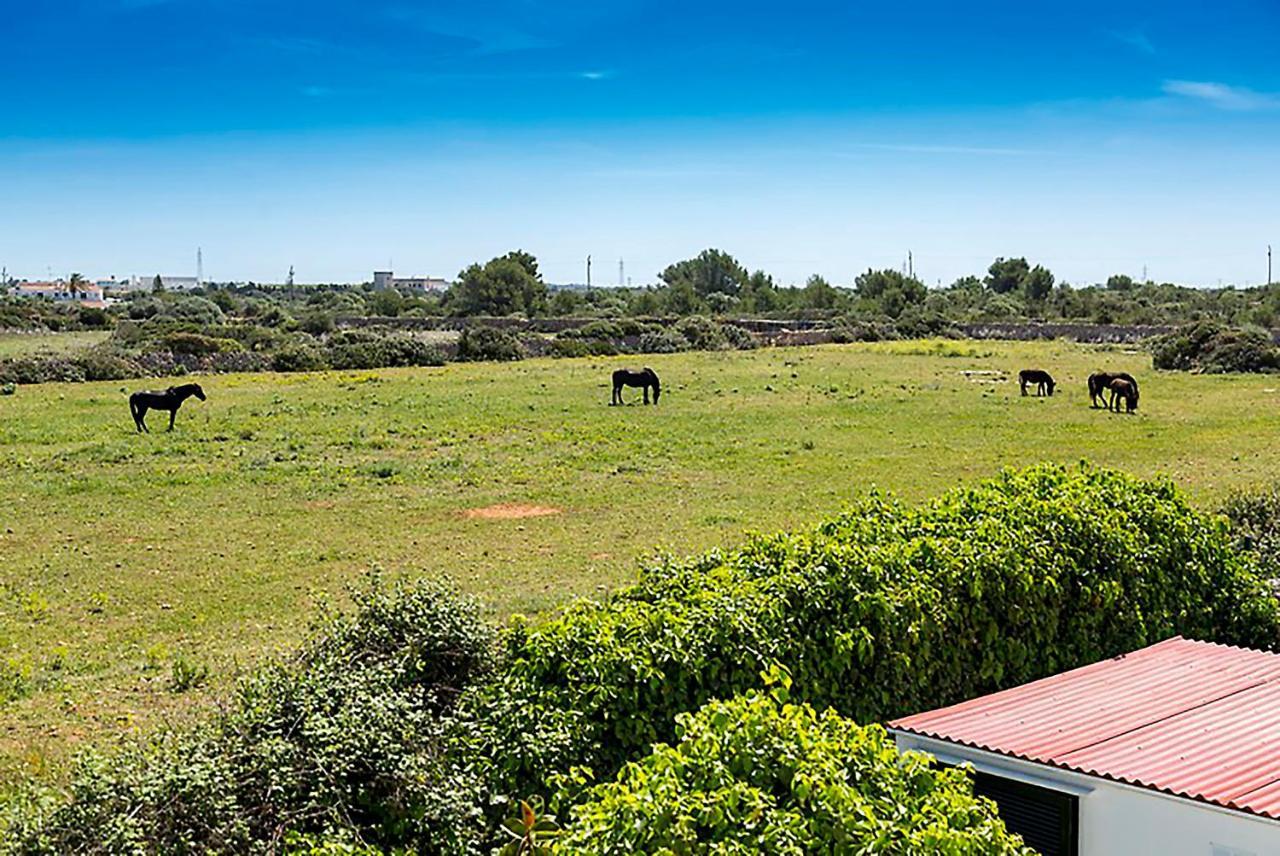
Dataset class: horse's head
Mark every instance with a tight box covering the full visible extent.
[1046,379,1056,396]
[192,384,207,401]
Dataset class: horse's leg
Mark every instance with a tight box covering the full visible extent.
[140,406,149,432]
[643,384,649,405]
[168,408,176,431]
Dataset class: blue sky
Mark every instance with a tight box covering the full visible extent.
[2,0,1278,287]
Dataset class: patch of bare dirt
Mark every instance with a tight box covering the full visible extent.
[463,503,563,520]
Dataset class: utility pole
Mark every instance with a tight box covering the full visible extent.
[908,251,914,279]
[619,258,624,287]
[586,255,592,288]
[197,247,203,287]
[287,265,295,287]
[1142,264,1147,283]
[1269,245,1273,285]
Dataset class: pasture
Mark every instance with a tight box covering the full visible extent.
[0,330,109,358]
[1,338,1278,777]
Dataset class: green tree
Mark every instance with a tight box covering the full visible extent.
[448,253,548,316]
[152,274,165,294]
[800,274,839,311]
[1022,264,1055,302]
[660,249,747,297]
[740,270,778,313]
[661,280,705,315]
[1107,273,1137,291]
[67,273,86,298]
[985,257,1030,294]
[853,269,927,317]
[368,289,404,317]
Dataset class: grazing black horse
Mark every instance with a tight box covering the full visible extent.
[129,383,206,432]
[1108,377,1138,413]
[611,368,660,405]
[1018,369,1055,397]
[1088,372,1139,409]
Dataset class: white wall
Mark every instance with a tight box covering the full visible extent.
[894,733,1280,856]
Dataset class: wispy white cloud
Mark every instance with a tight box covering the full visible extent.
[580,70,614,81]
[1162,79,1280,111]
[1108,27,1155,55]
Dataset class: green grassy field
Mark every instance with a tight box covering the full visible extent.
[1,339,1279,777]
[0,331,109,358]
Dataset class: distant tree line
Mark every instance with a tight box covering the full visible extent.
[5,248,1280,335]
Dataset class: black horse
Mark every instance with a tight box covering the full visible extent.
[611,368,660,405]
[1018,369,1055,397]
[129,383,206,432]
[1088,372,1139,409]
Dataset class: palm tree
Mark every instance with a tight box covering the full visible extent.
[67,272,86,298]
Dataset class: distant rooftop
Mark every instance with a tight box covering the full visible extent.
[891,637,1280,820]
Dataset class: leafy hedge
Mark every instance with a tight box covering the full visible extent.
[468,463,1280,801]
[7,465,1280,854]
[6,576,494,854]
[1149,321,1280,373]
[1222,483,1280,583]
[558,688,1032,855]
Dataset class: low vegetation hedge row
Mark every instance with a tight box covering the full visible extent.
[467,463,1280,804]
[5,465,1278,854]
[557,688,1032,855]
[1150,321,1280,373]
[0,319,764,387]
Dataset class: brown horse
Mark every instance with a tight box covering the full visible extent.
[611,368,660,405]
[1088,372,1138,409]
[1108,378,1138,413]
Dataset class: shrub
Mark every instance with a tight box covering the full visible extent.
[159,332,242,357]
[1150,321,1280,373]
[549,339,617,359]
[466,464,1280,801]
[1222,483,1280,582]
[8,574,495,854]
[673,315,727,350]
[558,689,1032,855]
[0,382,14,396]
[637,329,690,353]
[456,326,525,362]
[274,341,330,373]
[77,307,111,329]
[720,322,757,350]
[0,355,86,385]
[328,330,446,370]
[76,348,141,381]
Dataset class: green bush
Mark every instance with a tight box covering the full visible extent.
[76,348,141,381]
[159,332,243,356]
[456,326,525,362]
[327,330,446,370]
[674,315,728,350]
[637,329,690,353]
[1222,483,1280,582]
[7,575,495,855]
[558,689,1032,855]
[273,340,330,373]
[467,464,1280,801]
[1150,321,1280,373]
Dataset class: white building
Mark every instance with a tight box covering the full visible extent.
[373,270,448,293]
[14,280,107,308]
[890,637,1280,856]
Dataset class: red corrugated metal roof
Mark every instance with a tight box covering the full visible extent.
[890,637,1280,821]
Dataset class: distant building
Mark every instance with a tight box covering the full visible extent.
[107,275,201,293]
[14,280,106,308]
[373,270,449,293]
